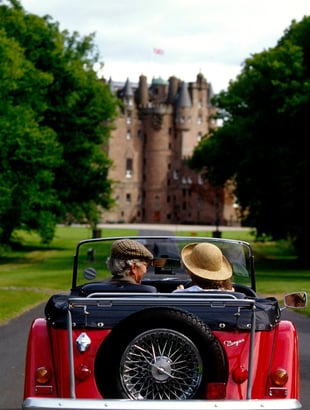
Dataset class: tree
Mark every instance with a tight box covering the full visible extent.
[189,16,310,265]
[0,1,118,243]
[0,22,61,244]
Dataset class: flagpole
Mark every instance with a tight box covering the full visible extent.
[152,48,164,80]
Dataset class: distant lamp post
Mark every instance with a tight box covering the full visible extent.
[233,201,240,226]
[212,189,222,238]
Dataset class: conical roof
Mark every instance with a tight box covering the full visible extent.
[176,82,191,107]
[122,78,134,97]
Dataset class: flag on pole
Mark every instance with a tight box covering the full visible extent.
[153,48,164,55]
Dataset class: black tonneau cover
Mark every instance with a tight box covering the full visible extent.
[45,293,280,331]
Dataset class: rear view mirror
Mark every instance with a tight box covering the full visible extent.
[284,292,307,308]
[152,257,181,275]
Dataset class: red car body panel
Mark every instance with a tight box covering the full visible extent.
[24,318,300,401]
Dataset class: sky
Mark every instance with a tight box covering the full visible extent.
[20,0,309,93]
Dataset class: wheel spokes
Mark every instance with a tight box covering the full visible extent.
[120,329,203,400]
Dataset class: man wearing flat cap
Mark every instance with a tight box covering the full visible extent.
[174,242,234,292]
[107,239,157,292]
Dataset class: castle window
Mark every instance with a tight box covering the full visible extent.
[126,193,131,202]
[126,158,133,178]
[197,132,202,142]
[126,130,131,140]
[126,115,132,124]
[197,116,203,125]
[198,99,203,108]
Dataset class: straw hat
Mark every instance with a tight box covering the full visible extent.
[111,239,153,261]
[181,242,232,280]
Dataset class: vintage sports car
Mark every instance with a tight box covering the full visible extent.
[22,235,307,410]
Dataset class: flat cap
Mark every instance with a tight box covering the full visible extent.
[110,239,153,261]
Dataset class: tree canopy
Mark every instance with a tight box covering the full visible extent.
[189,16,310,264]
[0,0,118,244]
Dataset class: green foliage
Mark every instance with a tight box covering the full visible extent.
[0,0,118,245]
[189,16,310,265]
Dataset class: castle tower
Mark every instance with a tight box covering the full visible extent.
[140,78,172,222]
[167,76,179,104]
[136,75,149,108]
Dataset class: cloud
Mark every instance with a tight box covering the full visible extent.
[21,0,310,92]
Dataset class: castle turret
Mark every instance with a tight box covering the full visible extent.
[119,78,134,111]
[167,76,179,104]
[176,82,192,107]
[122,78,133,97]
[136,75,149,108]
[175,82,192,131]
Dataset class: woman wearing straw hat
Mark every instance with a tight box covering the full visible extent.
[174,242,234,292]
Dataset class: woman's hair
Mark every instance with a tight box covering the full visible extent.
[191,273,233,290]
[108,258,144,277]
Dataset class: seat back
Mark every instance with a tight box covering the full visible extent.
[75,281,157,296]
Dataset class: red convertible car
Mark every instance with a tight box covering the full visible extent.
[22,236,307,410]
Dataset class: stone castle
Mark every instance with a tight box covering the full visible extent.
[103,73,239,226]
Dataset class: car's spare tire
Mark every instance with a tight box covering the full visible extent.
[94,307,228,399]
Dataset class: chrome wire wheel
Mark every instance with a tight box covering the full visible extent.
[120,328,203,400]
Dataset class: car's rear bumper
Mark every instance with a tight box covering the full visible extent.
[22,397,302,410]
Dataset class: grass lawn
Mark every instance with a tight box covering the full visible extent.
[0,226,309,324]
[0,226,139,324]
